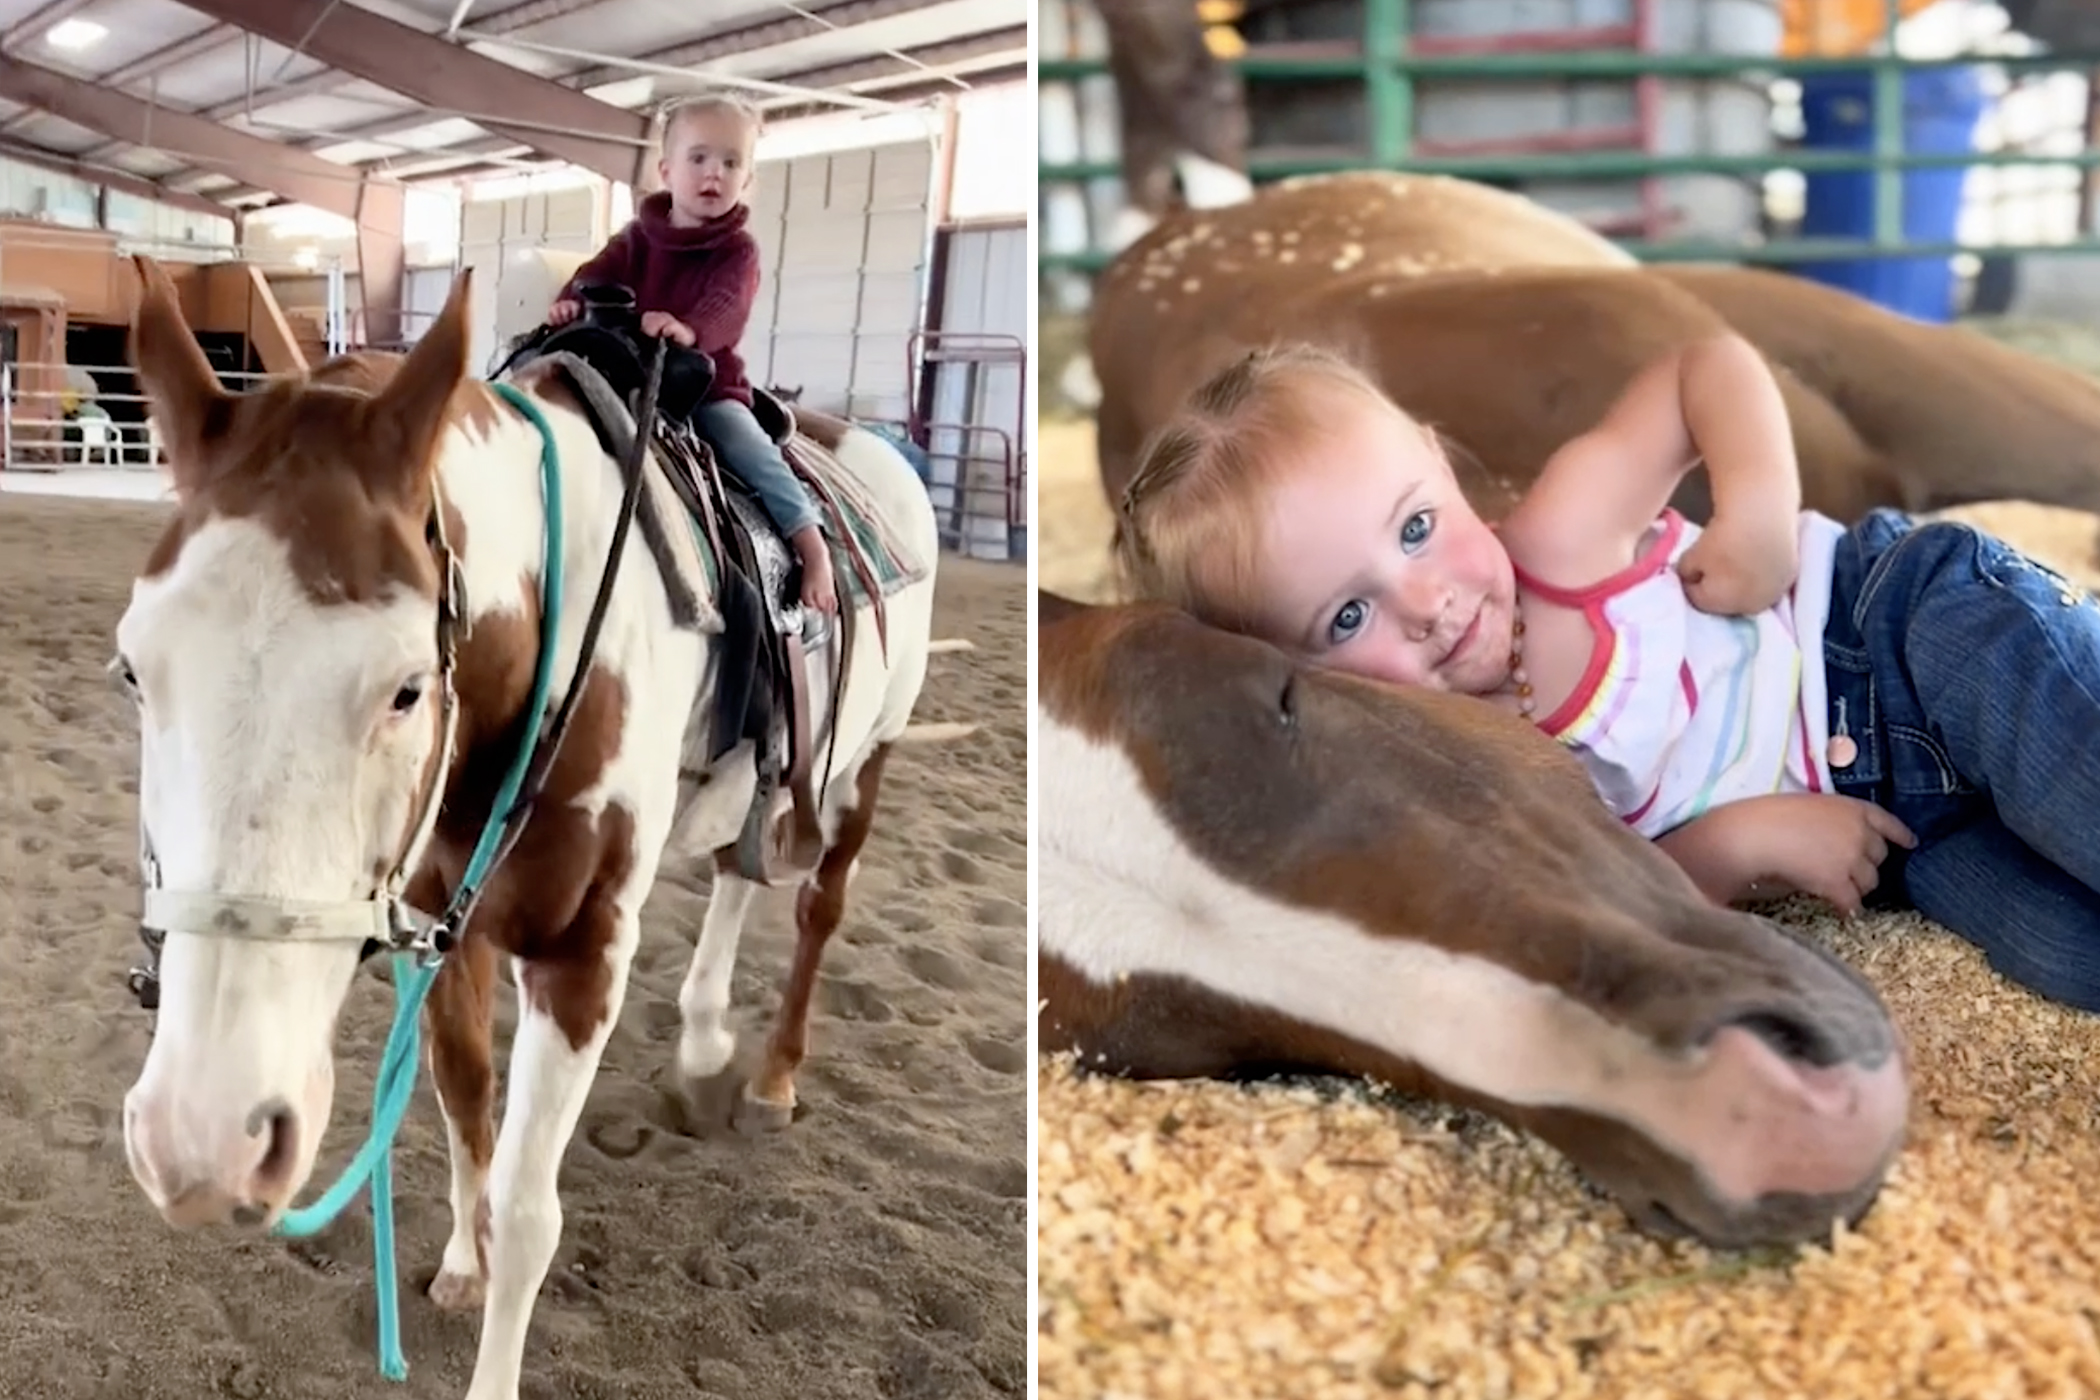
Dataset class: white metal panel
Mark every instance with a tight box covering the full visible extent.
[742,138,933,426]
[460,188,605,375]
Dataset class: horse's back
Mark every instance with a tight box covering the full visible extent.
[788,418,941,746]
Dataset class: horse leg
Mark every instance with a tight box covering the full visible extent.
[676,860,761,1081]
[736,742,892,1132]
[423,929,499,1311]
[465,919,640,1400]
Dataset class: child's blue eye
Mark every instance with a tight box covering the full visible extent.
[1401,510,1433,552]
[1329,598,1369,646]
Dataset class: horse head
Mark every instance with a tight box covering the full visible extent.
[1037,591,1909,1247]
[115,255,479,1229]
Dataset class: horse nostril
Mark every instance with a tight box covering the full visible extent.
[245,1099,299,1199]
[1723,1009,1840,1068]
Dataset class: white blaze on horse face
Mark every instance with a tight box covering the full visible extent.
[117,517,444,1225]
[1038,711,1903,1206]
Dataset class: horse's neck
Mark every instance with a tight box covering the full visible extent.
[437,397,629,635]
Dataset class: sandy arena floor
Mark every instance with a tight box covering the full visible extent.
[0,490,1028,1399]
[1038,409,2100,1400]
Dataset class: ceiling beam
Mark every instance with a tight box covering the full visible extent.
[767,27,1028,94]
[0,50,370,220]
[173,0,654,186]
[349,29,1025,176]
[554,0,952,91]
[761,62,1027,125]
[325,24,1026,154]
[45,25,241,154]
[0,137,233,221]
[193,0,609,124]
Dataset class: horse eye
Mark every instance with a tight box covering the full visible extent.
[108,655,139,693]
[391,682,424,713]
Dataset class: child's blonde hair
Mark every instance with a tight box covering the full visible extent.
[658,91,764,159]
[1112,342,1403,631]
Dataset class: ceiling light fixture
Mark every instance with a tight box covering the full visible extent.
[46,19,107,51]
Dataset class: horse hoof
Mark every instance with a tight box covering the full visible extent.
[428,1268,486,1312]
[733,1090,795,1136]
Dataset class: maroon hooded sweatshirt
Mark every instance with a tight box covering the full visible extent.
[558,190,761,406]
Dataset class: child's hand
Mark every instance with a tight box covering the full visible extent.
[1656,792,1914,916]
[548,298,581,326]
[1750,794,1916,917]
[640,311,697,347]
[1676,513,1800,616]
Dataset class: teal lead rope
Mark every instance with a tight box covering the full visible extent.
[273,955,434,1380]
[269,381,568,1383]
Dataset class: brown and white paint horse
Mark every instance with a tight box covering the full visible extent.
[1037,591,1911,1247]
[111,257,939,1400]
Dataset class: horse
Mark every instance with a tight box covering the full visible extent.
[1085,172,2100,538]
[109,254,941,1400]
[1036,589,1911,1248]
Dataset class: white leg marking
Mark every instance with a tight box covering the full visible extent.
[678,873,760,1080]
[429,1112,489,1309]
[465,934,637,1400]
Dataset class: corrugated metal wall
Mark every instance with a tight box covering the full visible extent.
[458,184,607,375]
[741,139,934,424]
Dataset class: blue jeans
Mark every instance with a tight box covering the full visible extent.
[695,397,823,539]
[1823,508,2100,1009]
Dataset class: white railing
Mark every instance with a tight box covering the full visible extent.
[0,359,281,473]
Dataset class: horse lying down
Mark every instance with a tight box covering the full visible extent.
[1036,589,1910,1250]
[1086,173,2100,539]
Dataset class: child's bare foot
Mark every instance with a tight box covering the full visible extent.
[793,528,838,614]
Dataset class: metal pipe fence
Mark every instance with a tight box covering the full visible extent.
[1038,0,2100,274]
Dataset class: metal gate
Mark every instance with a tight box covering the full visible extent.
[1039,0,2100,295]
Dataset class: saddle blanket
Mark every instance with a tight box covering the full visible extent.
[525,350,929,639]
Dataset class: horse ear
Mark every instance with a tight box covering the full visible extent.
[128,254,227,494]
[364,267,472,498]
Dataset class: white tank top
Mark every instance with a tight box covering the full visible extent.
[1514,508,1849,838]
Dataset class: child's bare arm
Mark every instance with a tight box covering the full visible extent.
[1499,333,1801,603]
[1655,793,1915,917]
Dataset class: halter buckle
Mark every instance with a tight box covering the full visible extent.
[385,898,453,970]
[128,922,164,1011]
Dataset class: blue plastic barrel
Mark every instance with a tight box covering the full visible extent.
[1793,65,1986,322]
